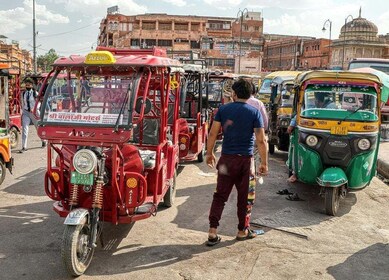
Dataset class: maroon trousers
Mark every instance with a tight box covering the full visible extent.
[209,154,251,231]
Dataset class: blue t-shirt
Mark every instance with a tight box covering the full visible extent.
[215,102,263,156]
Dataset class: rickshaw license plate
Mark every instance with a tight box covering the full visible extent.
[330,126,348,135]
[70,172,94,185]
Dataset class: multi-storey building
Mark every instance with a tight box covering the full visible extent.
[300,38,331,69]
[98,10,264,73]
[0,37,33,75]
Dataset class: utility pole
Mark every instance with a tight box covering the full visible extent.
[33,0,37,73]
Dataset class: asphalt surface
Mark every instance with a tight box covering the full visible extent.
[0,128,388,280]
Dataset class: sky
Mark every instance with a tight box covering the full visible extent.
[0,0,388,57]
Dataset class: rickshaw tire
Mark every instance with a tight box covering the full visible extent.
[0,159,5,185]
[269,144,275,154]
[197,144,205,163]
[62,223,95,277]
[9,127,19,150]
[163,171,177,207]
[325,187,340,216]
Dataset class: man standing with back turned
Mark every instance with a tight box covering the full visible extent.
[205,78,268,246]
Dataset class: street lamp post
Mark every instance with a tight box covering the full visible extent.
[342,15,353,69]
[237,8,249,74]
[322,19,332,69]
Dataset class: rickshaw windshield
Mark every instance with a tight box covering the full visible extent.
[206,81,223,102]
[280,84,294,107]
[41,70,138,127]
[301,85,378,121]
[259,78,271,94]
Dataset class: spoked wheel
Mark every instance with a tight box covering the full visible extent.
[62,223,95,276]
[9,127,19,150]
[325,187,340,216]
[163,171,177,207]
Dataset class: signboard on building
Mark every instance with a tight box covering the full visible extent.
[107,5,119,14]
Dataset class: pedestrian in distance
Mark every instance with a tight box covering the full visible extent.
[205,78,268,246]
[246,82,268,132]
[19,78,46,153]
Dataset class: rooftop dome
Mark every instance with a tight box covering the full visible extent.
[340,9,378,34]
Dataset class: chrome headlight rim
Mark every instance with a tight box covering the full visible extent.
[73,149,98,175]
[357,138,371,151]
[306,135,318,147]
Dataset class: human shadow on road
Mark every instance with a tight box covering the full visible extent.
[87,222,236,276]
[2,167,46,197]
[327,243,389,280]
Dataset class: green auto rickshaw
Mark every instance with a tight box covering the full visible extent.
[287,70,382,215]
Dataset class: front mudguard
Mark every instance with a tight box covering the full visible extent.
[317,167,348,187]
[64,208,89,225]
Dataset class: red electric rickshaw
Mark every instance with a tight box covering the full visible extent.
[0,62,22,149]
[177,61,209,162]
[36,48,182,276]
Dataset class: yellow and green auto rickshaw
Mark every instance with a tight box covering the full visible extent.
[268,73,300,154]
[0,66,14,184]
[287,70,382,215]
[258,71,300,105]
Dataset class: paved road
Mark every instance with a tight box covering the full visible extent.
[0,129,388,280]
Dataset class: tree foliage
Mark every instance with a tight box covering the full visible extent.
[37,48,59,72]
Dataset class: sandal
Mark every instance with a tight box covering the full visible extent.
[285,193,304,201]
[236,229,257,241]
[206,235,221,246]
[276,189,293,195]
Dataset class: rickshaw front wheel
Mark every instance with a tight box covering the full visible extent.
[325,187,340,216]
[0,159,5,185]
[163,171,177,207]
[9,127,19,150]
[269,143,275,154]
[62,223,95,276]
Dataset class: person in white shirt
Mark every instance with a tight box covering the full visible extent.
[246,83,268,131]
[19,78,45,153]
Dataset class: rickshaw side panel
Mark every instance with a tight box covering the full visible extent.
[346,150,378,189]
[294,142,323,184]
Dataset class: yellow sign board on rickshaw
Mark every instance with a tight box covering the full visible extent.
[84,51,116,65]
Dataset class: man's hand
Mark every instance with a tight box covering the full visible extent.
[258,163,268,176]
[206,153,216,168]
[287,125,294,134]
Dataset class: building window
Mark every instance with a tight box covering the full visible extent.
[145,39,156,47]
[243,25,249,31]
[175,23,189,31]
[159,22,172,30]
[208,22,230,30]
[255,26,260,31]
[190,40,200,49]
[191,23,200,31]
[131,39,140,46]
[142,21,156,30]
[158,40,172,47]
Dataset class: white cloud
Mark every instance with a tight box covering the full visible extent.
[0,0,69,34]
[162,0,187,7]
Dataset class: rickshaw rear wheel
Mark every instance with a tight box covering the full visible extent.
[163,171,177,207]
[0,159,5,185]
[62,223,95,276]
[269,143,275,154]
[325,187,340,216]
[9,127,19,150]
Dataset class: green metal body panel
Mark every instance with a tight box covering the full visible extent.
[300,109,378,122]
[295,142,323,184]
[345,149,378,189]
[317,167,348,187]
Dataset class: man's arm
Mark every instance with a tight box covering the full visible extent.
[206,120,221,168]
[254,127,268,175]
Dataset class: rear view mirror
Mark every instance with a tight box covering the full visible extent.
[135,97,152,115]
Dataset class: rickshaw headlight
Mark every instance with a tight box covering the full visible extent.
[357,138,371,151]
[280,119,289,126]
[306,135,318,147]
[73,149,98,174]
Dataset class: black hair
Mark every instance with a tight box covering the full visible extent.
[24,78,34,84]
[231,78,251,99]
[315,92,326,102]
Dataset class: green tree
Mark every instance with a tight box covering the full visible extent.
[37,48,59,72]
